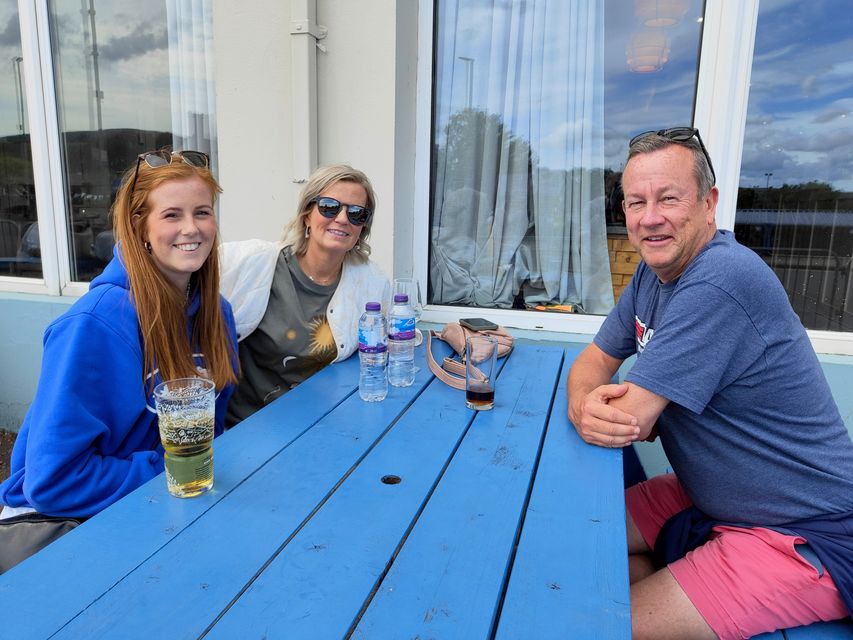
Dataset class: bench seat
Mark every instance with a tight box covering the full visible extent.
[783,618,853,639]
[752,618,853,639]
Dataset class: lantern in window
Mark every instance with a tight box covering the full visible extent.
[626,29,671,73]
[634,0,690,28]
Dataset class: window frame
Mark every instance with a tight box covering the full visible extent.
[413,0,853,355]
[1,1,92,297]
[2,1,197,300]
[1,2,62,295]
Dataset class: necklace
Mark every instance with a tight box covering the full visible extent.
[306,272,337,285]
[298,255,340,286]
[185,281,192,301]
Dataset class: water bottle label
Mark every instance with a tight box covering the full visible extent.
[358,327,387,353]
[389,316,416,341]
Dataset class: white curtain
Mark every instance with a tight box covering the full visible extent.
[430,0,613,314]
[166,0,217,168]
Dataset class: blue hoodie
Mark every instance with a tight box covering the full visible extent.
[0,250,237,518]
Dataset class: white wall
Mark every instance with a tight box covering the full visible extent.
[211,0,416,282]
[316,0,420,281]
[316,2,392,275]
[212,1,298,244]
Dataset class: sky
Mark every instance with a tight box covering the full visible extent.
[0,0,213,138]
[739,0,853,192]
[433,0,853,193]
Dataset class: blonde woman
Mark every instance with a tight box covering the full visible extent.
[221,164,390,426]
[0,151,239,568]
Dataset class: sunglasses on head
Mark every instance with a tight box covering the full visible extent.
[310,196,372,226]
[130,150,209,195]
[629,127,716,186]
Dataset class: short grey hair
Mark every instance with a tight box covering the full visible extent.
[624,134,715,199]
[281,163,376,262]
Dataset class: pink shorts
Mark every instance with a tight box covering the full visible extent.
[626,474,848,640]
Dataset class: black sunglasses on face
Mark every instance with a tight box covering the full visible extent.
[629,127,716,186]
[310,197,372,226]
[130,150,209,195]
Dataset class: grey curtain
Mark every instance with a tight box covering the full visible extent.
[430,0,613,314]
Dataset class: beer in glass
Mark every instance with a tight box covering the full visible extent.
[153,377,215,497]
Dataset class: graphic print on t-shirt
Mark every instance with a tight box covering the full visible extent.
[226,248,339,427]
[635,315,654,353]
[277,315,337,390]
[308,315,336,360]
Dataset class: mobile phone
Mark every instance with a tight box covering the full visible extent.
[459,317,499,332]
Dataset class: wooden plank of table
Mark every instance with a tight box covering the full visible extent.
[202,343,558,639]
[494,346,631,639]
[0,354,365,639]
[45,347,437,640]
[347,345,565,639]
[207,347,544,638]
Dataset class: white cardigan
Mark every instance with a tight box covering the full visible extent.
[219,240,391,362]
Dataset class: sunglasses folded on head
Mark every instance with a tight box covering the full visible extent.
[629,127,716,186]
[130,150,209,194]
[311,197,372,226]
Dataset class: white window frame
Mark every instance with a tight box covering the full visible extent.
[413,0,853,355]
[1,2,108,299]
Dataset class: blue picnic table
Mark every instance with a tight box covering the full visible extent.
[0,340,631,638]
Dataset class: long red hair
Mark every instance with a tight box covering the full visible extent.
[111,155,238,389]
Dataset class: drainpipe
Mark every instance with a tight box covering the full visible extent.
[290,0,326,184]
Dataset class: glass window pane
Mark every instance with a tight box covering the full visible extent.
[429,0,704,314]
[734,0,853,332]
[49,0,217,282]
[0,1,41,278]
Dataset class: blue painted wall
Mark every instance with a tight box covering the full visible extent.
[1,308,852,457]
[0,293,74,431]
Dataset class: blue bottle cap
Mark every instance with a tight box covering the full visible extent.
[393,294,409,303]
[365,302,381,311]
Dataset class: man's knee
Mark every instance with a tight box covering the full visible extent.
[631,568,716,640]
[629,553,656,584]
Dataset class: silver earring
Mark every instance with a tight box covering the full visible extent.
[144,241,152,253]
[304,226,310,238]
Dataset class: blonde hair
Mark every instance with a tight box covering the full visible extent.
[281,164,376,263]
[112,153,238,390]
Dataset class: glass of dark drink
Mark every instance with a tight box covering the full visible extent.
[465,335,498,410]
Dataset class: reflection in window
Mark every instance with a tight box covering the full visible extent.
[429,0,703,314]
[0,0,41,278]
[734,0,853,332]
[49,0,217,282]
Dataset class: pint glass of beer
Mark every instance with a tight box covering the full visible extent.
[465,335,498,411]
[153,377,215,498]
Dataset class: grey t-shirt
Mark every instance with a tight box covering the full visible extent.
[226,248,338,426]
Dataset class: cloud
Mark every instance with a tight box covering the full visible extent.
[812,103,853,124]
[0,14,20,48]
[740,115,853,191]
[99,23,167,63]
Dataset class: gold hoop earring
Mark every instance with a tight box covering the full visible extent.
[144,241,152,253]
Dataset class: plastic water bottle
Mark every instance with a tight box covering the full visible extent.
[358,302,388,402]
[388,294,416,387]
